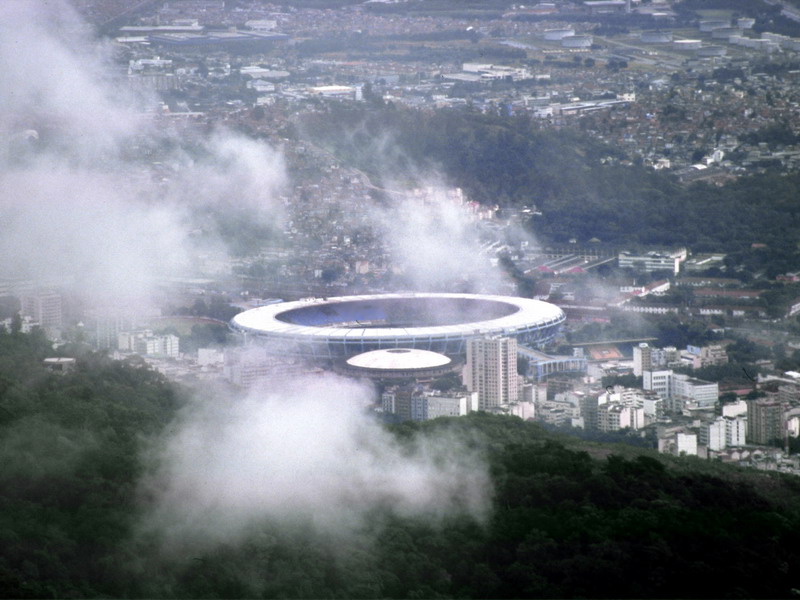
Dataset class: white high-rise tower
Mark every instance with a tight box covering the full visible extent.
[20,290,63,338]
[463,336,519,410]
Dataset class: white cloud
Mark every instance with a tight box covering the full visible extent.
[139,374,490,553]
[0,0,286,307]
[373,184,506,292]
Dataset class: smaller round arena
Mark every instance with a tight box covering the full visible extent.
[338,348,457,381]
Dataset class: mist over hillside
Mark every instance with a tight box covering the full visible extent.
[300,105,800,257]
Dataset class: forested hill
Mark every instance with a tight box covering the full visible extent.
[299,106,800,259]
[0,331,184,598]
[2,329,800,598]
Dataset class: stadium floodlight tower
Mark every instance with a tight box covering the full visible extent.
[230,292,565,361]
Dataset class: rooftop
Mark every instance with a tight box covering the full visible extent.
[346,348,451,371]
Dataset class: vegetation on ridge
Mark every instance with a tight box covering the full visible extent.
[300,107,800,272]
[1,330,800,598]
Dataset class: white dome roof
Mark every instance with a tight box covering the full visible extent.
[346,348,451,371]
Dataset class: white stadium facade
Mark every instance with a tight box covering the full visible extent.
[229,292,565,360]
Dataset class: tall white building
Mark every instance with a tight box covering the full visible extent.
[644,369,671,400]
[20,290,62,338]
[633,343,653,376]
[464,336,519,410]
[700,417,727,451]
[725,416,747,447]
[747,398,785,445]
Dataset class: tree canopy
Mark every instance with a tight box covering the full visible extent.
[300,106,800,271]
[2,327,800,598]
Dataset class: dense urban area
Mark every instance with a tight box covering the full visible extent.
[5,0,800,597]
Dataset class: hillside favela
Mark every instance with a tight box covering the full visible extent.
[4,0,800,597]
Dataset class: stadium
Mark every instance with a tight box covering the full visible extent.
[230,292,565,360]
